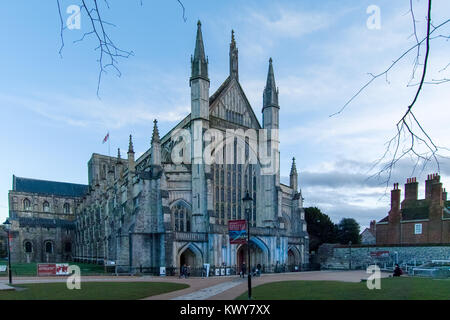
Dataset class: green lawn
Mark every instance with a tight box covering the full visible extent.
[0,262,106,276]
[236,277,450,300]
[0,282,189,300]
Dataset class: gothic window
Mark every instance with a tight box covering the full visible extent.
[172,202,191,232]
[63,203,70,214]
[43,201,50,213]
[45,241,53,254]
[24,241,32,253]
[23,198,31,211]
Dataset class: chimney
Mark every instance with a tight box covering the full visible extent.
[425,174,437,199]
[431,174,443,203]
[390,183,401,213]
[443,188,447,202]
[370,220,376,233]
[404,177,418,201]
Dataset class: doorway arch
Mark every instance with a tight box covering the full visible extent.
[236,237,269,272]
[288,246,301,266]
[177,243,203,269]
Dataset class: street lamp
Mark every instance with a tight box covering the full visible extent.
[348,241,352,270]
[242,190,253,300]
[3,218,12,284]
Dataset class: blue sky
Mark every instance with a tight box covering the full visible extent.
[1,0,449,229]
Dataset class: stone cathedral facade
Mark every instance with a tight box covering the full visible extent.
[8,22,309,273]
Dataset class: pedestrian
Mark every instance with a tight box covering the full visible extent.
[393,264,403,277]
[241,262,246,278]
[186,265,191,278]
[256,263,262,277]
[201,265,207,278]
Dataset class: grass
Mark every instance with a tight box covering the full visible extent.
[236,277,450,300]
[0,262,106,276]
[0,282,189,300]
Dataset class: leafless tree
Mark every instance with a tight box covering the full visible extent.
[331,0,449,185]
[56,0,187,96]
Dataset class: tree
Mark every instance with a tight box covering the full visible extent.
[336,218,361,245]
[305,207,338,253]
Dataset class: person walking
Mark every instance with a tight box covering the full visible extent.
[241,262,246,278]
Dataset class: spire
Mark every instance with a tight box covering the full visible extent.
[128,134,134,154]
[290,157,298,192]
[191,20,208,81]
[263,57,279,109]
[290,157,297,176]
[151,119,161,166]
[230,29,239,80]
[152,119,160,144]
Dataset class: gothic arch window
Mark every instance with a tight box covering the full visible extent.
[63,203,70,214]
[23,198,31,211]
[24,241,32,253]
[43,201,50,213]
[172,201,192,232]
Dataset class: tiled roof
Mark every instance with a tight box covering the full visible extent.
[18,217,75,229]
[378,216,389,223]
[13,176,88,198]
[402,205,429,221]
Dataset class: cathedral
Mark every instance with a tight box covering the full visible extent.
[7,22,309,274]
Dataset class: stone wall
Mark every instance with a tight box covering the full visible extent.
[317,243,450,269]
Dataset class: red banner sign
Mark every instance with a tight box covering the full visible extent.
[37,263,69,276]
[228,220,247,244]
[370,251,390,258]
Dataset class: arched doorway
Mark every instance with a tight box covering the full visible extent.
[288,246,301,271]
[178,243,203,275]
[180,248,197,267]
[236,238,268,273]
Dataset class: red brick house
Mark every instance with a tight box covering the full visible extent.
[376,174,450,245]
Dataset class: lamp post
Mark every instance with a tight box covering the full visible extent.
[3,218,12,285]
[242,190,253,300]
[348,240,352,270]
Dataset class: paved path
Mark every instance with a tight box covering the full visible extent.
[172,278,244,300]
[0,283,15,291]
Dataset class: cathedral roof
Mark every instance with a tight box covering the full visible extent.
[12,175,88,198]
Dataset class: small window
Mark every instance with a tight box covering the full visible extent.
[65,242,72,252]
[25,241,32,253]
[63,203,70,214]
[414,224,422,235]
[23,198,31,211]
[43,201,50,213]
[45,241,53,254]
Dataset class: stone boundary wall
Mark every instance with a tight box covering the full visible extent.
[316,243,450,270]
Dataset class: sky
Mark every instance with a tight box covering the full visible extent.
[0,0,449,230]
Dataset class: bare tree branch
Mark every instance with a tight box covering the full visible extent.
[333,0,449,186]
[57,0,187,96]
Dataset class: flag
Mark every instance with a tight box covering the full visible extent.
[102,132,109,144]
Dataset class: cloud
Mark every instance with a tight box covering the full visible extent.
[0,71,192,129]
